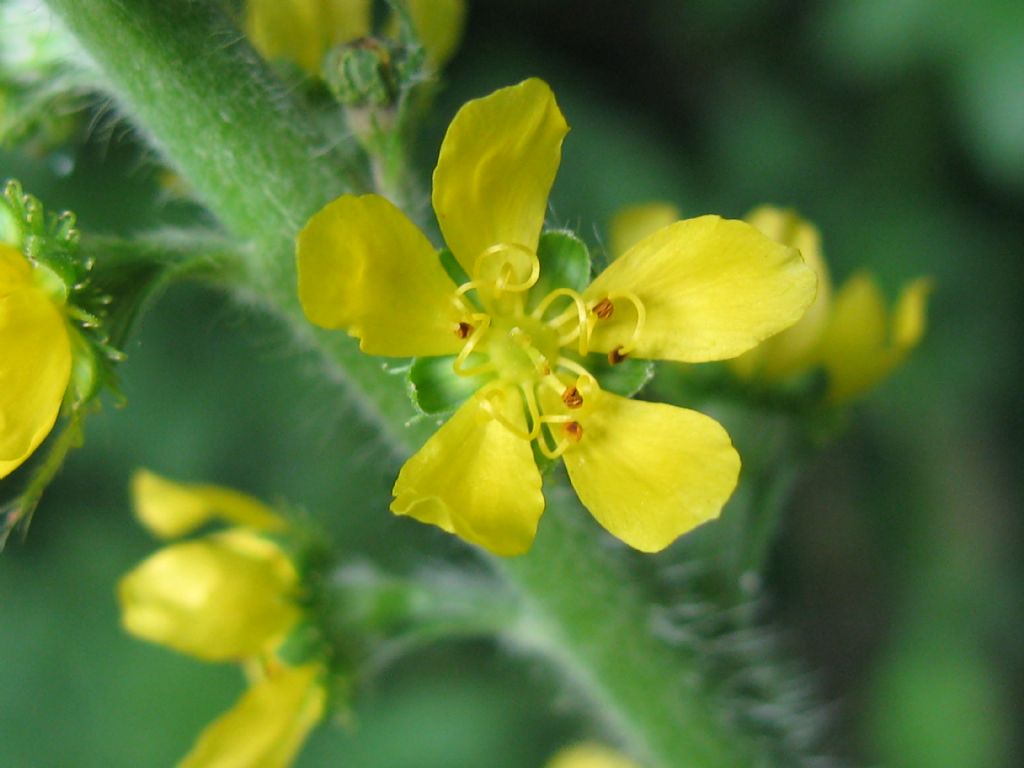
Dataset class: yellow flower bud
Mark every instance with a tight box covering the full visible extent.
[0,242,71,479]
[118,528,300,661]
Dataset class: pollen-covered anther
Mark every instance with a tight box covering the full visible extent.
[592,297,614,320]
[564,421,584,442]
[455,321,473,339]
[608,346,629,365]
[561,385,583,409]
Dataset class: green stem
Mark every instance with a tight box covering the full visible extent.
[45,2,775,765]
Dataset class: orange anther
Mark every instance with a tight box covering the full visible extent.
[455,321,473,339]
[608,347,628,365]
[562,386,584,409]
[564,421,584,442]
[592,298,614,319]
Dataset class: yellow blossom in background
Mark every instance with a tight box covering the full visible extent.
[0,241,71,479]
[730,205,931,403]
[817,271,931,403]
[297,79,816,555]
[131,467,285,539]
[180,662,326,768]
[118,470,326,768]
[244,0,465,75]
[547,743,644,768]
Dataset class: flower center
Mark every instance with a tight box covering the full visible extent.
[447,241,648,459]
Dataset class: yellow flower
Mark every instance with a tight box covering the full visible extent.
[297,79,816,555]
[179,662,326,768]
[732,205,931,402]
[0,241,72,479]
[244,0,465,75]
[547,743,643,768]
[119,470,326,768]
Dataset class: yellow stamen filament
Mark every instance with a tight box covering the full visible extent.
[474,243,540,293]
[587,291,647,357]
[478,385,534,441]
[453,314,496,377]
[556,357,592,380]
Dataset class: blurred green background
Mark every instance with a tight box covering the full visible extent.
[2,0,1022,765]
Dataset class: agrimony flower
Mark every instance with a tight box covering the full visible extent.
[0,241,71,479]
[244,0,465,75]
[732,205,931,402]
[119,470,325,768]
[298,79,816,555]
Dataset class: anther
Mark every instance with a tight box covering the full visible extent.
[455,321,473,339]
[592,298,614,319]
[562,386,584,409]
[608,347,628,365]
[564,421,584,442]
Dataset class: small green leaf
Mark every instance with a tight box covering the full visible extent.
[407,355,487,415]
[527,229,591,311]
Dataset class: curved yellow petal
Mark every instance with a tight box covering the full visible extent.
[432,79,569,280]
[405,0,466,67]
[0,246,71,479]
[180,664,326,768]
[732,206,832,379]
[547,743,643,768]
[245,0,371,75]
[563,391,739,553]
[818,273,931,403]
[584,215,816,363]
[131,469,284,540]
[118,529,299,661]
[391,385,544,556]
[609,202,681,260]
[297,193,464,357]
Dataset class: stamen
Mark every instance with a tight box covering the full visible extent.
[478,385,533,441]
[455,322,473,339]
[562,385,583,409]
[592,297,614,319]
[608,347,628,365]
[583,291,647,358]
[453,314,496,377]
[474,242,540,293]
[564,421,584,442]
[556,357,592,380]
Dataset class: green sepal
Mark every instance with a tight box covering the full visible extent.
[276,619,328,667]
[406,355,488,416]
[527,229,592,312]
[581,351,654,399]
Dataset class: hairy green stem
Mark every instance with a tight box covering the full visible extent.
[45,2,769,765]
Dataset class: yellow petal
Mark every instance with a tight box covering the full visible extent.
[563,391,739,553]
[732,206,832,379]
[297,193,464,357]
[432,79,569,281]
[118,529,299,661]
[180,664,326,768]
[0,245,71,479]
[609,202,681,260]
[131,469,284,540]
[245,0,371,75]
[584,216,816,363]
[547,743,643,768]
[405,0,466,67]
[818,273,931,403]
[391,384,544,556]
